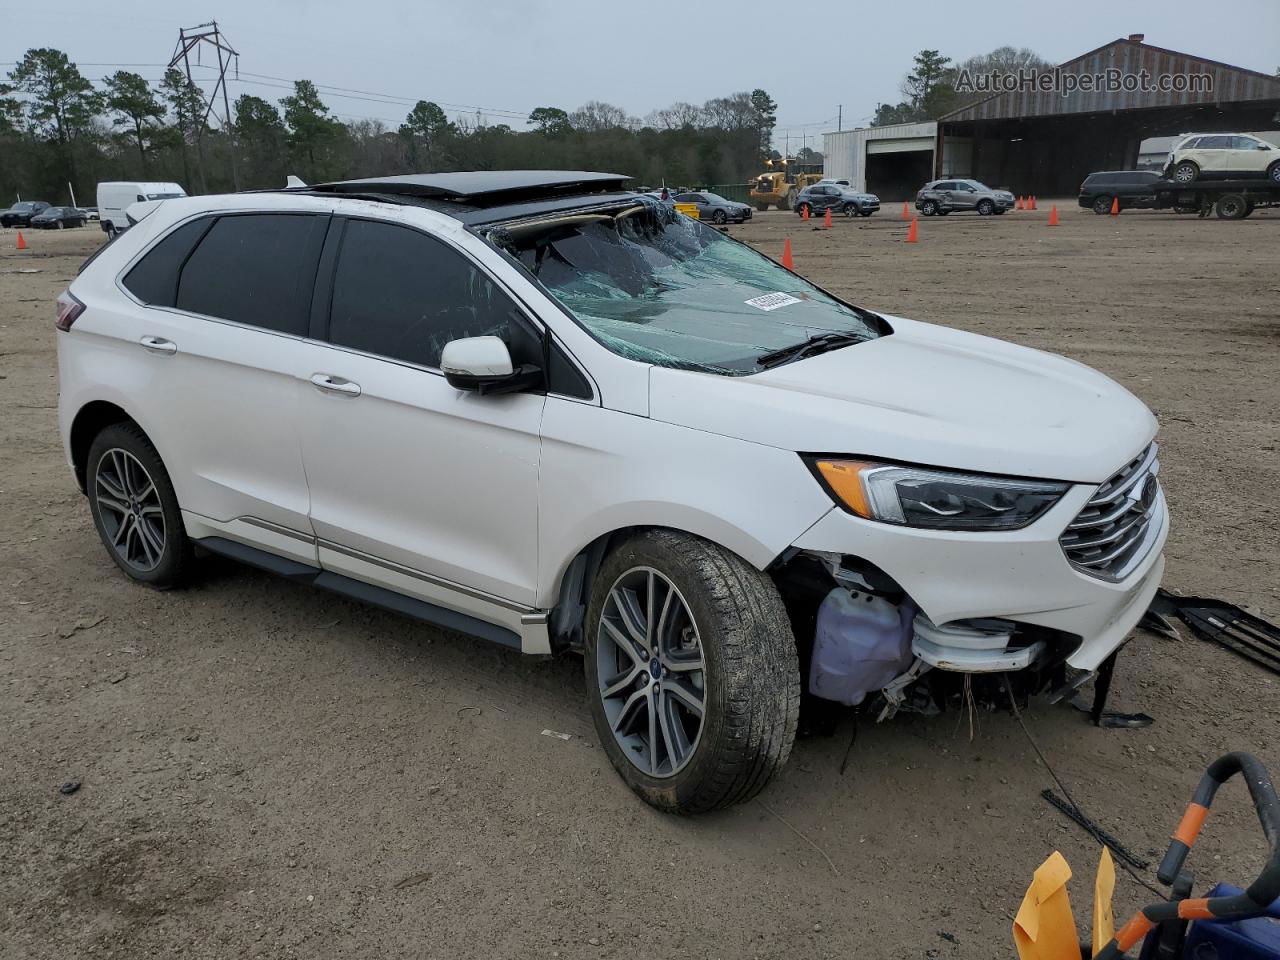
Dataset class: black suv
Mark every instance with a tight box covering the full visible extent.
[1077,171,1161,215]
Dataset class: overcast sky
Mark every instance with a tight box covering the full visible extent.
[6,0,1279,142]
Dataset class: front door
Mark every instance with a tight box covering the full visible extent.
[296,216,545,609]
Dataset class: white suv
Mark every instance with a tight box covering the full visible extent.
[56,171,1168,812]
[1165,133,1280,184]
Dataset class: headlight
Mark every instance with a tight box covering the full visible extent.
[809,459,1068,531]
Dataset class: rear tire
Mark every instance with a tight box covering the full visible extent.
[1171,161,1199,184]
[1268,161,1280,184]
[1092,195,1112,215]
[584,530,799,814]
[755,204,769,212]
[1215,193,1251,219]
[86,423,195,588]
[796,203,812,218]
[920,199,938,216]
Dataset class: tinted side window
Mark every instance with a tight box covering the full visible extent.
[328,219,524,369]
[1200,136,1230,149]
[122,218,213,306]
[176,214,328,336]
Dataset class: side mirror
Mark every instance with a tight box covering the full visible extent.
[440,336,542,396]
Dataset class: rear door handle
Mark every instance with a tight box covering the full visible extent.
[139,335,177,355]
[310,373,361,397]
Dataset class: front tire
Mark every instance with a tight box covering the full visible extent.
[977,199,994,215]
[1268,161,1280,184]
[712,209,727,225]
[584,530,799,814]
[842,202,858,218]
[1172,160,1199,184]
[86,423,195,588]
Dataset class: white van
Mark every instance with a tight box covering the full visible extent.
[96,181,186,236]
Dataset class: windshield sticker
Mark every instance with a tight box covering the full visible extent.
[745,292,802,312]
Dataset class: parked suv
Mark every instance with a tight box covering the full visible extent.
[916,179,1015,215]
[57,171,1167,813]
[794,183,880,217]
[1165,133,1280,184]
[1,200,51,227]
[1078,170,1162,214]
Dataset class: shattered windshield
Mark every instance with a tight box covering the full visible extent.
[484,197,883,375]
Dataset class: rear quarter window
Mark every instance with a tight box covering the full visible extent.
[121,218,214,305]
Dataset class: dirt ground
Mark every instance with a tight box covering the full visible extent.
[2,203,1277,959]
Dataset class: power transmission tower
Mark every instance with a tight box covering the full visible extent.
[170,21,240,192]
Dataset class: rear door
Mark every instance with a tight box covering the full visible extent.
[1195,135,1231,174]
[295,215,546,609]
[118,210,329,560]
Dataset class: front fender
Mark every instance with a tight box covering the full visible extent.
[536,398,833,607]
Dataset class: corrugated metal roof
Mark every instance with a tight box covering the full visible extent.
[940,38,1280,122]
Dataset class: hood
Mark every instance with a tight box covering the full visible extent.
[647,315,1156,483]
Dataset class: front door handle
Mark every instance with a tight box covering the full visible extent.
[310,373,362,397]
[139,335,177,355]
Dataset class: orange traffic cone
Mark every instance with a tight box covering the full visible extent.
[16,231,27,250]
[1030,196,1038,211]
[782,237,794,269]
[1110,196,1120,216]
[1047,205,1059,226]
[905,218,919,243]
[823,207,833,229]
[801,205,810,221]
[901,201,910,220]
[1016,196,1024,210]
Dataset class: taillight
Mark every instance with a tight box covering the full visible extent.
[55,291,85,332]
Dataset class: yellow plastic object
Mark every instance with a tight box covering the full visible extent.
[1093,847,1116,956]
[1013,851,1079,960]
[674,203,700,219]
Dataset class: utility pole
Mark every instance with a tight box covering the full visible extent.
[170,21,241,192]
[837,105,842,131]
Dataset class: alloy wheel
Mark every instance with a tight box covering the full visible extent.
[596,566,706,778]
[94,448,166,571]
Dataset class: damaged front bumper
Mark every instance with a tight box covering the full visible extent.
[790,480,1169,674]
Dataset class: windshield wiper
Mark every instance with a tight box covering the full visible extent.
[756,331,867,369]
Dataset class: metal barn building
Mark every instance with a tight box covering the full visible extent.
[824,35,1280,200]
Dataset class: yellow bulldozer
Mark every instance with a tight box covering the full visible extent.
[749,171,825,211]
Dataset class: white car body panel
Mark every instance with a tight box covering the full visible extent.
[535,396,835,607]
[649,316,1156,483]
[294,338,544,607]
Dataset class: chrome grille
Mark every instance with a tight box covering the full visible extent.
[1060,443,1164,581]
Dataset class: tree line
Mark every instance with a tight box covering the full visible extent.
[872,46,1051,126]
[0,48,783,204]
